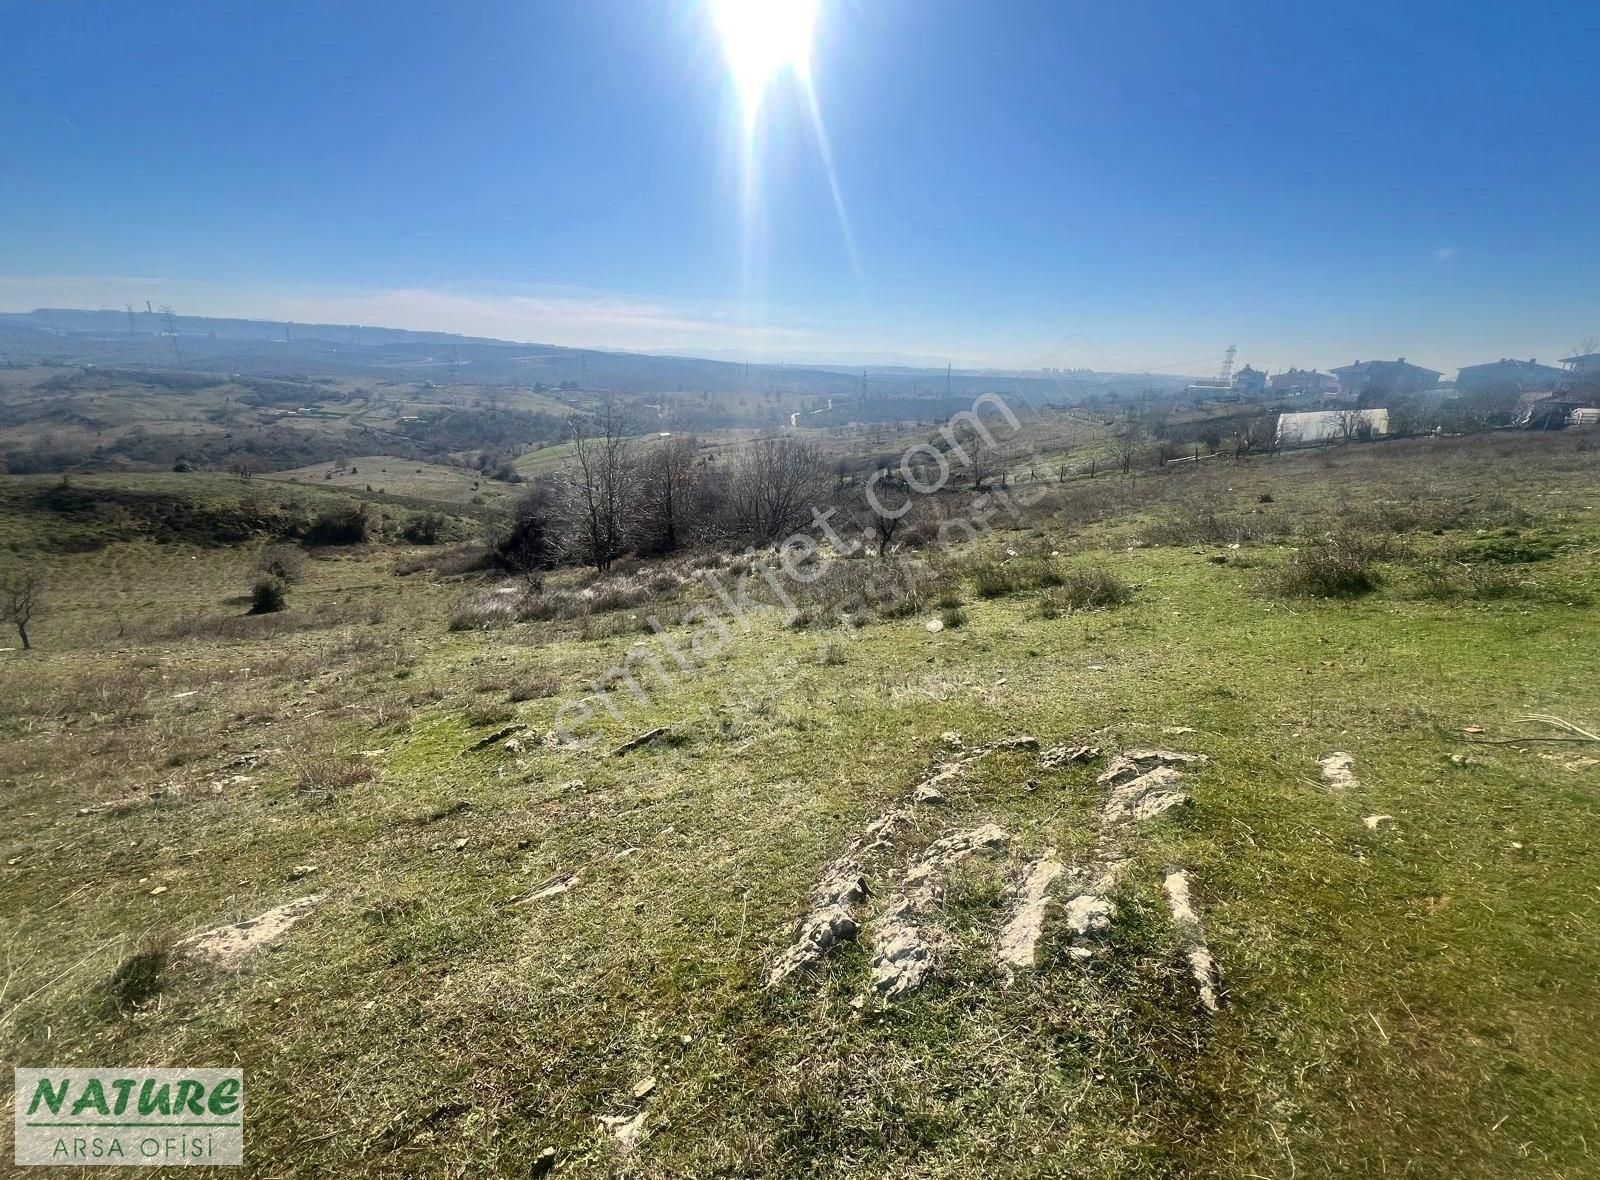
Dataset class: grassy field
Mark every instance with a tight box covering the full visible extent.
[262,455,522,507]
[1,430,1598,1177]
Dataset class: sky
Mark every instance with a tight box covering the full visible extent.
[3,0,1598,376]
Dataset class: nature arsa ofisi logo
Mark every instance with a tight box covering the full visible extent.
[13,1068,243,1167]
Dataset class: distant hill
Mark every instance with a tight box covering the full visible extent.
[0,308,1190,405]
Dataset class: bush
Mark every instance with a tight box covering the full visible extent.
[1039,566,1132,614]
[971,560,1021,599]
[1146,504,1284,546]
[393,543,489,578]
[508,673,560,702]
[940,605,968,629]
[304,504,370,546]
[402,512,447,545]
[257,543,305,584]
[1268,535,1383,598]
[969,554,1061,599]
[465,700,516,728]
[107,943,170,1010]
[249,576,287,614]
[448,590,522,631]
[292,749,375,795]
[790,557,938,627]
[1412,558,1538,602]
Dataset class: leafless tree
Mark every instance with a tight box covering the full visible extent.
[1,566,44,650]
[725,436,828,544]
[859,472,917,554]
[637,434,700,554]
[558,397,634,572]
[1231,414,1277,456]
[1333,409,1365,445]
[961,429,999,490]
[1108,422,1144,474]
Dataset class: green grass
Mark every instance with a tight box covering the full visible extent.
[1,431,1599,1176]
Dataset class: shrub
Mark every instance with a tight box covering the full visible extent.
[1268,535,1383,598]
[448,590,521,631]
[304,504,370,546]
[402,512,447,545]
[465,700,516,727]
[969,554,1061,598]
[971,560,1021,599]
[508,673,560,702]
[790,557,937,627]
[1040,566,1132,614]
[394,543,490,578]
[932,577,963,609]
[816,642,848,666]
[249,576,287,614]
[1412,558,1537,601]
[941,605,968,629]
[1146,504,1283,546]
[290,747,375,795]
[107,943,170,1010]
[257,543,305,584]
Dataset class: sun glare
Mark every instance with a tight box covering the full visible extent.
[709,0,820,125]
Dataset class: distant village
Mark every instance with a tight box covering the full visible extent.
[1181,348,1600,448]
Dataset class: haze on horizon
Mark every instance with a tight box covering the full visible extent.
[4,0,1597,378]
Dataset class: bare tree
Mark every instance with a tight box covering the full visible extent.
[1231,414,1277,456]
[1333,409,1367,445]
[1108,422,1144,474]
[637,434,701,554]
[961,429,998,490]
[725,436,828,544]
[1,567,44,650]
[859,472,918,554]
[557,398,634,572]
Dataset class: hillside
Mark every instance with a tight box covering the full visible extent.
[2,426,1598,1177]
[0,308,1191,404]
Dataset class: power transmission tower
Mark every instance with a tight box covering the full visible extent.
[1219,345,1236,386]
[125,304,136,334]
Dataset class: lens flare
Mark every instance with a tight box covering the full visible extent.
[708,0,820,127]
[708,0,864,304]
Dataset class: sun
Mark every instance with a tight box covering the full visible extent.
[708,0,821,125]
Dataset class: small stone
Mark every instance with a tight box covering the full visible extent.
[532,1147,557,1177]
[504,737,523,754]
[598,1111,647,1152]
[453,837,468,851]
[149,886,168,896]
[287,864,320,881]
[631,1077,656,1099]
[913,783,945,804]
[1363,814,1394,831]
[924,619,944,633]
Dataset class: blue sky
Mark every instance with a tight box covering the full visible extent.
[3,0,1597,375]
